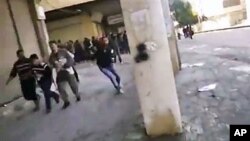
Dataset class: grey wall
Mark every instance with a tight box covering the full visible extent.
[0,0,41,105]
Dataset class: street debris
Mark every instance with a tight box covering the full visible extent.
[125,132,144,140]
[198,83,217,92]
[236,75,249,82]
[2,109,13,116]
[213,48,223,51]
[229,89,238,92]
[229,65,250,73]
[182,62,205,68]
[188,44,207,50]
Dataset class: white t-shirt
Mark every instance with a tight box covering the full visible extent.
[57,51,75,75]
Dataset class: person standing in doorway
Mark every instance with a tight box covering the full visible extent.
[95,37,124,94]
[30,54,60,113]
[122,31,130,54]
[6,49,40,111]
[74,40,85,63]
[49,41,81,109]
[109,33,122,63]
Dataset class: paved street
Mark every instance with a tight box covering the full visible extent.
[178,28,250,141]
[1,28,250,141]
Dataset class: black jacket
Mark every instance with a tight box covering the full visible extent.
[95,47,113,68]
[32,63,53,83]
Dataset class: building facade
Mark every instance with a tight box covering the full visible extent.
[188,0,248,31]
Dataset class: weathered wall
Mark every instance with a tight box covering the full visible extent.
[0,0,40,104]
[11,0,40,55]
[40,0,94,11]
[120,0,182,136]
[47,14,103,42]
[193,10,246,32]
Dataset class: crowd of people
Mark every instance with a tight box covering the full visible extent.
[182,25,194,39]
[5,32,128,114]
[55,31,130,64]
[177,25,194,40]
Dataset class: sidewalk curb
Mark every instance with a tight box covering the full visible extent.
[196,25,250,34]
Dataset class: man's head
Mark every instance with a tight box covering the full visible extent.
[103,37,109,46]
[16,49,25,59]
[29,54,40,65]
[49,41,58,53]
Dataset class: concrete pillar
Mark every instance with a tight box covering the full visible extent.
[161,0,181,75]
[246,0,250,23]
[28,0,49,58]
[120,0,182,136]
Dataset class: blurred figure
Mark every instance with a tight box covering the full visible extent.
[83,38,95,60]
[109,33,122,63]
[95,37,124,94]
[74,40,85,63]
[83,38,91,60]
[183,27,187,38]
[65,40,80,82]
[6,49,40,111]
[57,40,64,48]
[30,54,60,113]
[91,36,99,48]
[177,32,181,40]
[122,31,130,54]
[49,41,81,109]
[187,25,194,39]
[117,33,125,54]
[66,40,74,54]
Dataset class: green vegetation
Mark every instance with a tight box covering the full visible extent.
[171,0,198,26]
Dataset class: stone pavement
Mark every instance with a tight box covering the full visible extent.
[2,28,250,140]
[178,36,250,141]
[0,55,184,141]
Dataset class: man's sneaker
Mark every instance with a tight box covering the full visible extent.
[62,102,70,110]
[46,109,51,114]
[76,96,81,102]
[119,88,124,94]
[116,88,124,95]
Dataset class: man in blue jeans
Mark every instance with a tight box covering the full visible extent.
[95,37,124,94]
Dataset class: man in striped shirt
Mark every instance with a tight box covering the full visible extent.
[6,50,40,111]
[30,54,60,114]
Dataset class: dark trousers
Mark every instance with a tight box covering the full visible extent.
[99,64,121,89]
[39,79,58,110]
[20,78,38,101]
[73,67,80,82]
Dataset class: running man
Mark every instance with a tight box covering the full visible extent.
[49,41,81,109]
[6,49,40,111]
[95,37,124,94]
[30,54,60,113]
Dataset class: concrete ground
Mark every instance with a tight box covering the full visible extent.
[178,28,250,141]
[1,28,250,141]
[0,57,180,141]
